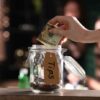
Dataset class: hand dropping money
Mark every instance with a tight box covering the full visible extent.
[37,23,67,46]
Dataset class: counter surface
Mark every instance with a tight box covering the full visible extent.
[0,88,100,100]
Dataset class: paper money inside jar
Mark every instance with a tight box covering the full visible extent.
[28,45,63,93]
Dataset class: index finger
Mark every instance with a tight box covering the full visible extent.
[48,16,68,25]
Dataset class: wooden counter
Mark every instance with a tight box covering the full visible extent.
[0,88,100,100]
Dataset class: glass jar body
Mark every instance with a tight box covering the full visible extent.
[28,45,63,93]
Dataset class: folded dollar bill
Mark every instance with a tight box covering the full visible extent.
[37,23,63,46]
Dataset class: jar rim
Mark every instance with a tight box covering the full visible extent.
[29,45,62,50]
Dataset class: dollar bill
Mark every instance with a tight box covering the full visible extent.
[37,23,63,46]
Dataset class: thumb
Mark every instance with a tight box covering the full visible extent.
[49,28,67,37]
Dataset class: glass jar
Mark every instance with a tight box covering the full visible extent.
[28,45,63,93]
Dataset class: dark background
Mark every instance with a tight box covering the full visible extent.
[0,0,100,81]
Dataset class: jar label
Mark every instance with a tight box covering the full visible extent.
[42,52,60,85]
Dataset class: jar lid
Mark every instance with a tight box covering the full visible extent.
[64,56,86,80]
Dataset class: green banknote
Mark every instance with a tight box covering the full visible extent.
[37,23,63,46]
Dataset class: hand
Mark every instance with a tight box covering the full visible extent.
[48,16,87,42]
[48,16,100,43]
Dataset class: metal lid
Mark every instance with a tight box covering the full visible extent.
[64,56,86,80]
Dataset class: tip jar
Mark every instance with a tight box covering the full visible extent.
[28,45,63,93]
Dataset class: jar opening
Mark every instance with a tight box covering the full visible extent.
[29,45,62,50]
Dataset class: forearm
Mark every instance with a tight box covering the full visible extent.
[77,29,100,43]
[67,17,100,43]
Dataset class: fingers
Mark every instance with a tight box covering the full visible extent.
[49,28,67,37]
[48,16,69,25]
